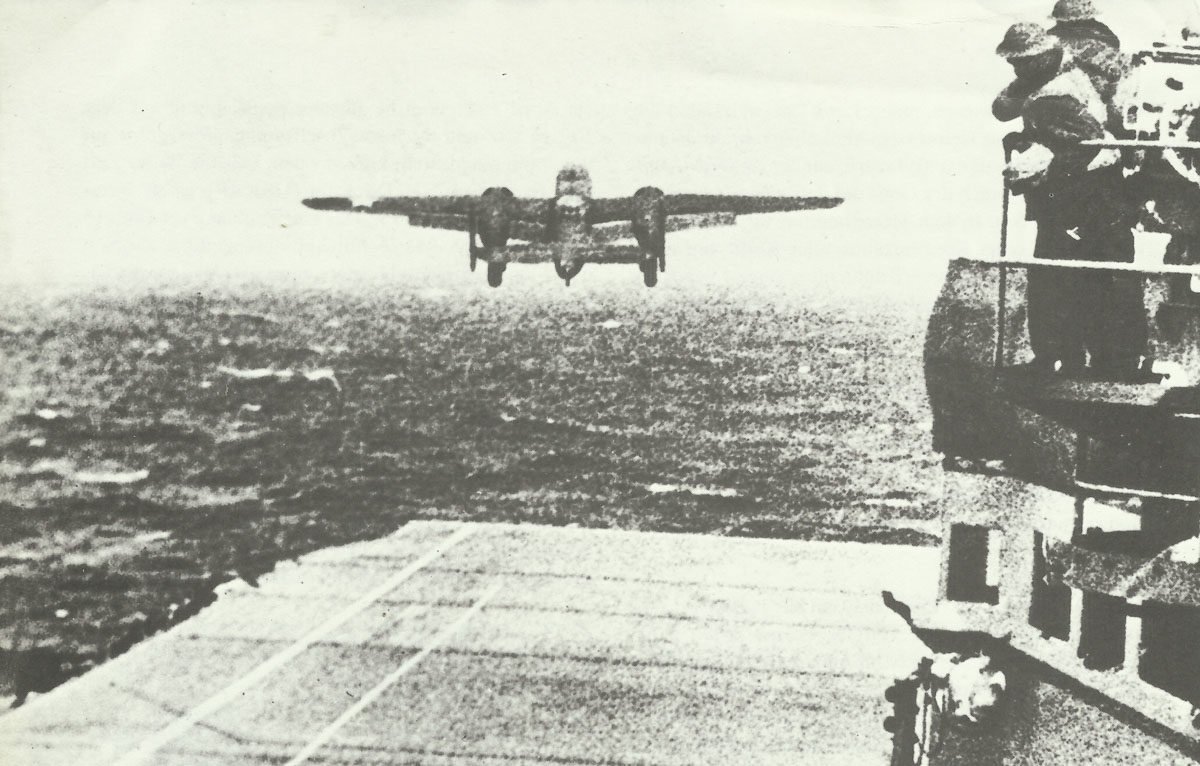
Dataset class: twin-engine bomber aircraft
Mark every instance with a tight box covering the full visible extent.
[302,165,843,287]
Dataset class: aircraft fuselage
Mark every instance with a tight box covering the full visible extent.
[547,194,593,279]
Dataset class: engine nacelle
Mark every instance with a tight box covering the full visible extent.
[476,187,515,248]
[631,186,666,258]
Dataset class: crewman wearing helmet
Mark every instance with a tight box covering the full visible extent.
[1048,0,1119,50]
[1048,0,1130,129]
[995,22,1146,377]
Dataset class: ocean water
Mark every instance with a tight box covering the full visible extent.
[0,271,942,698]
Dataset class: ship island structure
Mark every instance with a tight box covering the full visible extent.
[891,36,1200,766]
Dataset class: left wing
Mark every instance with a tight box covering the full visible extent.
[303,195,477,216]
[302,195,549,241]
[302,196,550,221]
[588,194,842,225]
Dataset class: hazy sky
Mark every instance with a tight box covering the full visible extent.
[2,0,1198,295]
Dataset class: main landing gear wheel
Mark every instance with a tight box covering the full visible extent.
[640,259,658,287]
[468,217,479,272]
[486,261,504,287]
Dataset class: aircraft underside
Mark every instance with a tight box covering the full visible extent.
[468,237,660,288]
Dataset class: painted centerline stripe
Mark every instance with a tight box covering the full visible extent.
[284,580,504,766]
[113,524,475,766]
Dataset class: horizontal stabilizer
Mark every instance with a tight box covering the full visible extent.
[510,221,547,242]
[592,222,634,242]
[500,244,557,264]
[408,213,470,232]
[406,216,545,241]
[483,244,646,265]
[592,213,737,243]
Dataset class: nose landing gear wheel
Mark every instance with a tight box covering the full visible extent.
[554,258,582,286]
[487,261,504,287]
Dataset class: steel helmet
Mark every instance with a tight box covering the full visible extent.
[996,22,1057,59]
[1051,0,1098,22]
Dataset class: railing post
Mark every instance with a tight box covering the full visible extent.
[995,143,1014,369]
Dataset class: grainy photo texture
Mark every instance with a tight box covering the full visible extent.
[0,1,1198,764]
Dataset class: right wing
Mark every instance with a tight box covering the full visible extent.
[662,194,843,217]
[588,194,842,225]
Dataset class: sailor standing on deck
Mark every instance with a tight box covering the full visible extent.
[994,22,1147,377]
[1047,0,1130,129]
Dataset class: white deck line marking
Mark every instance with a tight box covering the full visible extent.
[284,580,504,766]
[112,524,475,766]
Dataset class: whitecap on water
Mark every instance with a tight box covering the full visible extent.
[217,365,341,391]
[72,468,150,486]
[19,459,148,486]
[153,484,260,505]
[217,366,278,380]
[134,531,171,544]
[33,408,72,421]
[25,458,74,478]
[303,368,342,391]
[143,339,171,357]
[644,483,740,498]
